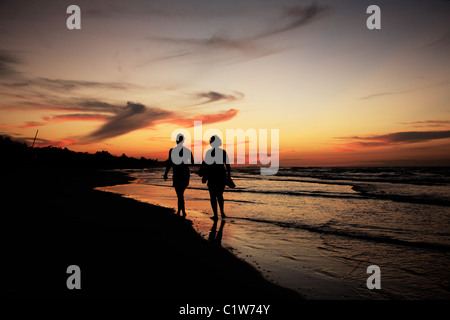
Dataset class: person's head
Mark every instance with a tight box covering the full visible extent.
[209,135,222,148]
[176,133,184,145]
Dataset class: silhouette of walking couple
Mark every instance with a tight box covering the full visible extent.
[164,134,233,221]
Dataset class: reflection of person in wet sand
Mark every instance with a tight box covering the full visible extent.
[200,135,231,221]
[209,219,226,245]
[164,134,194,217]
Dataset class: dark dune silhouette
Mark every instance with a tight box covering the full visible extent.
[0,135,302,303]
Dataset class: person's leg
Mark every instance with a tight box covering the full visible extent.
[175,186,185,216]
[208,187,218,219]
[217,192,225,218]
[181,186,187,216]
[174,188,180,215]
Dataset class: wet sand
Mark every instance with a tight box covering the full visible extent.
[1,165,302,303]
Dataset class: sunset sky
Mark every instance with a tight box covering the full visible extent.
[1,0,449,166]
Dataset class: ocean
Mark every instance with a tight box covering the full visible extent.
[98,166,450,299]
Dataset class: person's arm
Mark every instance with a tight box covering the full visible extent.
[163,149,172,180]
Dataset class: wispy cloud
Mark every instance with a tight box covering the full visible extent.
[34,78,139,91]
[3,77,141,93]
[2,81,242,144]
[0,51,21,77]
[80,102,171,143]
[71,99,123,113]
[360,81,449,100]
[195,91,244,105]
[420,31,450,49]
[0,50,145,120]
[0,121,44,130]
[149,3,328,61]
[0,48,242,145]
[359,89,412,100]
[78,101,239,144]
[43,113,110,123]
[399,120,450,128]
[333,130,450,152]
[268,3,328,37]
[0,50,134,92]
[172,109,239,127]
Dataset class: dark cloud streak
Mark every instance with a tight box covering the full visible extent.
[3,77,141,92]
[195,91,244,105]
[149,3,328,60]
[267,3,328,37]
[420,31,450,49]
[0,50,21,78]
[43,113,110,123]
[79,101,240,144]
[359,90,411,100]
[334,130,450,151]
[80,102,171,143]
[360,81,449,100]
[400,120,450,128]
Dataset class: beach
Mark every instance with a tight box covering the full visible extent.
[2,153,449,305]
[1,164,303,306]
[99,166,450,300]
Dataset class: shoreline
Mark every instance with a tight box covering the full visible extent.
[1,165,303,301]
[98,168,450,300]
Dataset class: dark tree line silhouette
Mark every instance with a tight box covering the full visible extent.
[0,135,162,169]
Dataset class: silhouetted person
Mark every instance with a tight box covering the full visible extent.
[200,135,231,220]
[164,134,194,217]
